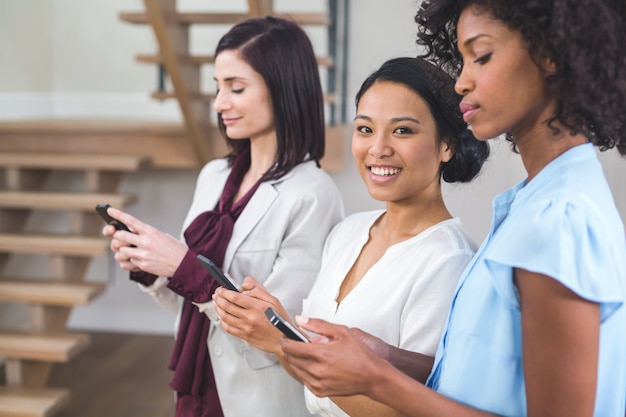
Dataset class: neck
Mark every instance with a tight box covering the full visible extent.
[378,196,452,241]
[248,132,277,178]
[516,123,587,181]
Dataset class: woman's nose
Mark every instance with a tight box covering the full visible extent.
[369,134,393,158]
[213,90,229,113]
[455,66,473,96]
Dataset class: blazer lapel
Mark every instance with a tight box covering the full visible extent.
[222,165,300,270]
[222,180,278,270]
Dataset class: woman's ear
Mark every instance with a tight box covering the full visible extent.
[541,55,557,75]
[440,140,455,164]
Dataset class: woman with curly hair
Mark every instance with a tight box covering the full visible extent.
[277,1,626,416]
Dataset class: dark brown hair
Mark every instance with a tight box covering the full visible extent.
[215,16,325,179]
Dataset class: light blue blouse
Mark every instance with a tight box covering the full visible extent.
[427,143,626,416]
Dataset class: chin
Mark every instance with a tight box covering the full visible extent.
[469,126,500,141]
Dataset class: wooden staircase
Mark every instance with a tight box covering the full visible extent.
[0,151,149,417]
[0,1,348,416]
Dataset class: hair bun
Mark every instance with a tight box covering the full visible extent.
[442,128,490,183]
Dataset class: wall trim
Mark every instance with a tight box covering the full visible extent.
[0,92,182,121]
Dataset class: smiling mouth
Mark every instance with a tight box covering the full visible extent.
[369,166,402,176]
[221,116,239,125]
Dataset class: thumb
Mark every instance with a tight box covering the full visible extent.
[240,276,260,291]
[242,277,277,304]
[295,316,346,340]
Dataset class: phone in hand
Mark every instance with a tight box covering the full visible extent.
[265,307,310,343]
[95,204,131,232]
[196,254,239,292]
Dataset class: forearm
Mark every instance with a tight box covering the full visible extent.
[384,345,434,384]
[333,395,407,417]
[349,328,434,384]
[367,361,499,417]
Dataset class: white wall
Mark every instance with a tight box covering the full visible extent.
[1,0,624,334]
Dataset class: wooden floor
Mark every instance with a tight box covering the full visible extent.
[48,332,176,417]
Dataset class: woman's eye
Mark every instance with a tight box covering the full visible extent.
[232,88,244,94]
[394,126,413,134]
[474,52,492,65]
[356,125,372,134]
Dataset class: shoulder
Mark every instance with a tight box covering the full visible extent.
[423,218,478,253]
[332,210,382,232]
[197,157,230,182]
[277,161,337,187]
[270,161,342,201]
[322,210,382,251]
[485,167,626,316]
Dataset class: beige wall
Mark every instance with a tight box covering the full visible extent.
[0,1,54,92]
[0,0,624,334]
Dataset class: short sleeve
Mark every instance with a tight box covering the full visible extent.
[400,249,475,355]
[484,198,624,321]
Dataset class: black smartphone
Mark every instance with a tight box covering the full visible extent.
[265,307,310,343]
[95,204,131,232]
[196,254,239,292]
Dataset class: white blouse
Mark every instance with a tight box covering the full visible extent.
[302,210,477,417]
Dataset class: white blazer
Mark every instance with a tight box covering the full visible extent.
[143,158,344,417]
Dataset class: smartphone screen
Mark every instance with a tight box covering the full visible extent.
[196,254,239,292]
[265,307,310,343]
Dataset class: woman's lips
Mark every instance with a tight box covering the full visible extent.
[459,102,479,123]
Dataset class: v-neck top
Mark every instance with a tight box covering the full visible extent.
[427,144,626,416]
[303,210,477,417]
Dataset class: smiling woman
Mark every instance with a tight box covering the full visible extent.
[210,56,489,417]
[274,1,626,417]
[352,81,453,204]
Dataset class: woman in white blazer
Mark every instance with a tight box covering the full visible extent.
[103,16,344,417]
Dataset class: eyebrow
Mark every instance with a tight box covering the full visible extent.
[212,76,246,83]
[461,33,492,48]
[354,115,421,124]
[391,116,421,124]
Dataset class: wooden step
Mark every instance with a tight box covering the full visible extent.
[120,12,328,26]
[0,120,344,172]
[0,332,89,362]
[0,387,70,417]
[0,153,149,172]
[151,91,337,104]
[0,191,135,211]
[0,280,105,306]
[0,120,203,169]
[0,235,108,257]
[136,53,333,67]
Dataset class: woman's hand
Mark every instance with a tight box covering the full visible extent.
[280,317,391,398]
[101,206,188,277]
[212,277,289,355]
[103,222,140,272]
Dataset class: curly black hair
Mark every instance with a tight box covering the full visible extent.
[415,0,626,156]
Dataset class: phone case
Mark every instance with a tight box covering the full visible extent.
[265,307,310,343]
[95,204,131,232]
[196,254,239,292]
